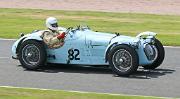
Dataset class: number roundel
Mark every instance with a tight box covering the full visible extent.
[68,49,80,60]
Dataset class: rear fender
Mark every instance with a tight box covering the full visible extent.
[16,35,43,54]
[23,34,43,42]
[16,37,26,54]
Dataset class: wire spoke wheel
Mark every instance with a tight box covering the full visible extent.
[19,40,46,70]
[108,45,138,76]
[112,49,132,72]
[22,44,40,66]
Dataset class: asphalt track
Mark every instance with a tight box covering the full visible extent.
[0,39,180,98]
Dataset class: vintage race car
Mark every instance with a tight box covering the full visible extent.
[12,25,165,76]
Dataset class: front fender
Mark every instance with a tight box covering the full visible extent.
[136,31,157,38]
[104,42,132,63]
[104,35,140,63]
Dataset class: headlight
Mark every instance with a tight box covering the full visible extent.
[145,36,155,44]
[145,38,155,44]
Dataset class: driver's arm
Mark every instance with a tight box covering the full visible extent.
[43,31,60,46]
[57,32,65,39]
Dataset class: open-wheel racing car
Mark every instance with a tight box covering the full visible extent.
[12,25,165,76]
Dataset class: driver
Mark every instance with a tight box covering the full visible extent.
[42,17,66,49]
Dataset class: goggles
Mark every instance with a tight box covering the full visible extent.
[51,23,58,27]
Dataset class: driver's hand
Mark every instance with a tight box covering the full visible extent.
[57,32,66,39]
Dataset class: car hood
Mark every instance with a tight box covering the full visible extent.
[111,35,137,43]
[85,30,116,46]
[85,30,138,46]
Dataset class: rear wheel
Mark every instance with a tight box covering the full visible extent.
[18,40,47,70]
[143,39,165,69]
[108,45,139,76]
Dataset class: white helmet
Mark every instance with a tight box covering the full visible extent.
[46,17,59,31]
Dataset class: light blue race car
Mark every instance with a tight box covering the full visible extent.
[12,25,165,76]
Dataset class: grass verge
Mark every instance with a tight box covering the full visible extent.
[0,87,170,99]
[0,8,180,46]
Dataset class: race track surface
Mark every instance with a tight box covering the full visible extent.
[0,39,180,98]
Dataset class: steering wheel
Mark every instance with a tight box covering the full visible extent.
[65,27,73,37]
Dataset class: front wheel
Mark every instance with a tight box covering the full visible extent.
[18,40,47,70]
[143,39,165,69]
[108,45,139,76]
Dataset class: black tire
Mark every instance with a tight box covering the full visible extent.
[143,39,165,69]
[18,40,47,70]
[108,45,139,76]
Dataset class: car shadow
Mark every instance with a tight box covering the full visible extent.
[19,64,175,79]
[128,67,175,79]
[21,64,113,74]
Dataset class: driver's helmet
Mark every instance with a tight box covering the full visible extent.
[46,17,59,31]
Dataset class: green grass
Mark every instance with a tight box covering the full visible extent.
[0,8,180,45]
[0,87,169,99]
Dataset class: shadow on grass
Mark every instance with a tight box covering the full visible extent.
[18,64,175,79]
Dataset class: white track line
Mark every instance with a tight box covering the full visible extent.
[0,86,174,99]
[0,57,10,59]
[0,38,16,40]
[164,46,180,48]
